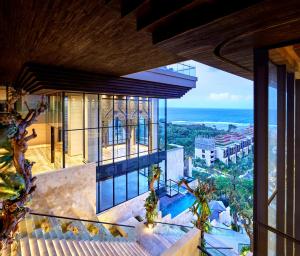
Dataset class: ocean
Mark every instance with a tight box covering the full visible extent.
[167,108,254,130]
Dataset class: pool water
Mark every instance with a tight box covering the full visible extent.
[161,193,196,218]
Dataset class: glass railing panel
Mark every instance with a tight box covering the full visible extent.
[152,222,193,245]
[199,241,236,256]
[162,63,196,77]
[166,179,180,197]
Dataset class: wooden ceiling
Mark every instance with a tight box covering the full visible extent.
[269,45,300,79]
[136,0,300,80]
[2,0,300,84]
[0,0,182,82]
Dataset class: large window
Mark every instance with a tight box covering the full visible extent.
[12,90,167,212]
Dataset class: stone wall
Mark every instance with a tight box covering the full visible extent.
[97,192,149,223]
[167,145,184,181]
[161,228,201,256]
[31,163,97,219]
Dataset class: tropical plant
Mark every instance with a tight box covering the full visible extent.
[179,178,215,252]
[0,88,47,250]
[240,245,251,256]
[213,166,254,251]
[87,224,99,236]
[144,165,161,226]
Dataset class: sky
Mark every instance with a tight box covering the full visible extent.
[168,60,253,109]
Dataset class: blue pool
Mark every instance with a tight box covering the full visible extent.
[161,193,196,218]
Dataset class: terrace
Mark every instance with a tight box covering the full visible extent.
[1,0,300,255]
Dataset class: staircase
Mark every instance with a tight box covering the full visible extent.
[1,213,150,256]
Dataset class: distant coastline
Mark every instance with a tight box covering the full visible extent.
[167,108,255,130]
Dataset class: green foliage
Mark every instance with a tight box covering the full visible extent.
[0,123,16,171]
[240,245,251,256]
[0,172,25,200]
[193,157,207,168]
[144,165,161,225]
[179,179,215,249]
[167,123,225,157]
[144,190,158,225]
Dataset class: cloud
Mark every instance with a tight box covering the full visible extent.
[208,92,251,101]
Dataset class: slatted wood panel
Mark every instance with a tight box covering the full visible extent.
[151,1,300,80]
[0,0,182,82]
[15,63,191,98]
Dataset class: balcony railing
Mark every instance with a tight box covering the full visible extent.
[161,63,196,77]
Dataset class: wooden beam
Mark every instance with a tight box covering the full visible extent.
[15,63,191,98]
[276,65,286,254]
[286,72,295,256]
[253,48,269,255]
[120,0,146,17]
[152,0,263,44]
[295,79,300,255]
[136,0,195,31]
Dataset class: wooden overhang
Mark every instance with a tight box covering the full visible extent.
[2,0,300,83]
[14,63,191,98]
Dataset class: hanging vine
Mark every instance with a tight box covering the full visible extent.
[0,87,46,250]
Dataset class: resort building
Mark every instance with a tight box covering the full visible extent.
[1,1,300,255]
[195,128,254,166]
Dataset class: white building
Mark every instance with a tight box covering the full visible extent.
[195,127,254,166]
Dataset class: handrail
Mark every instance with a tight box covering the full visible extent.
[167,178,179,185]
[198,241,233,256]
[268,189,277,205]
[256,221,300,245]
[198,246,213,256]
[211,226,234,231]
[30,212,135,228]
[153,221,193,229]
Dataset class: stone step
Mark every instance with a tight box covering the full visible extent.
[44,239,58,256]
[20,237,31,256]
[29,238,41,256]
[65,240,79,256]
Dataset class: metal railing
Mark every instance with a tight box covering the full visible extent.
[166,178,180,197]
[198,242,234,256]
[30,212,135,228]
[161,62,196,77]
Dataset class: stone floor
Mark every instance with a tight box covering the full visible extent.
[25,143,149,175]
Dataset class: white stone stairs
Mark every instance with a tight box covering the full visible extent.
[2,238,150,256]
[1,214,151,256]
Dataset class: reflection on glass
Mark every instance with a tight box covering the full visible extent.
[65,130,84,168]
[100,96,113,127]
[159,99,166,123]
[150,123,158,153]
[85,129,98,163]
[139,168,149,194]
[85,94,98,128]
[114,175,126,204]
[127,97,138,126]
[127,171,138,199]
[100,178,113,211]
[151,98,158,123]
[268,62,277,230]
[65,93,83,130]
[158,122,166,150]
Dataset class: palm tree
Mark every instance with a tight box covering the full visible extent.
[179,178,215,251]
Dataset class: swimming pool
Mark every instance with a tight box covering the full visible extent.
[161,193,196,218]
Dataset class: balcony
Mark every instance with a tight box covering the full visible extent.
[161,63,196,77]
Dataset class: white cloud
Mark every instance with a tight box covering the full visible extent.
[208,92,251,101]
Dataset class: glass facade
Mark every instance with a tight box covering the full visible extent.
[14,92,167,213]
